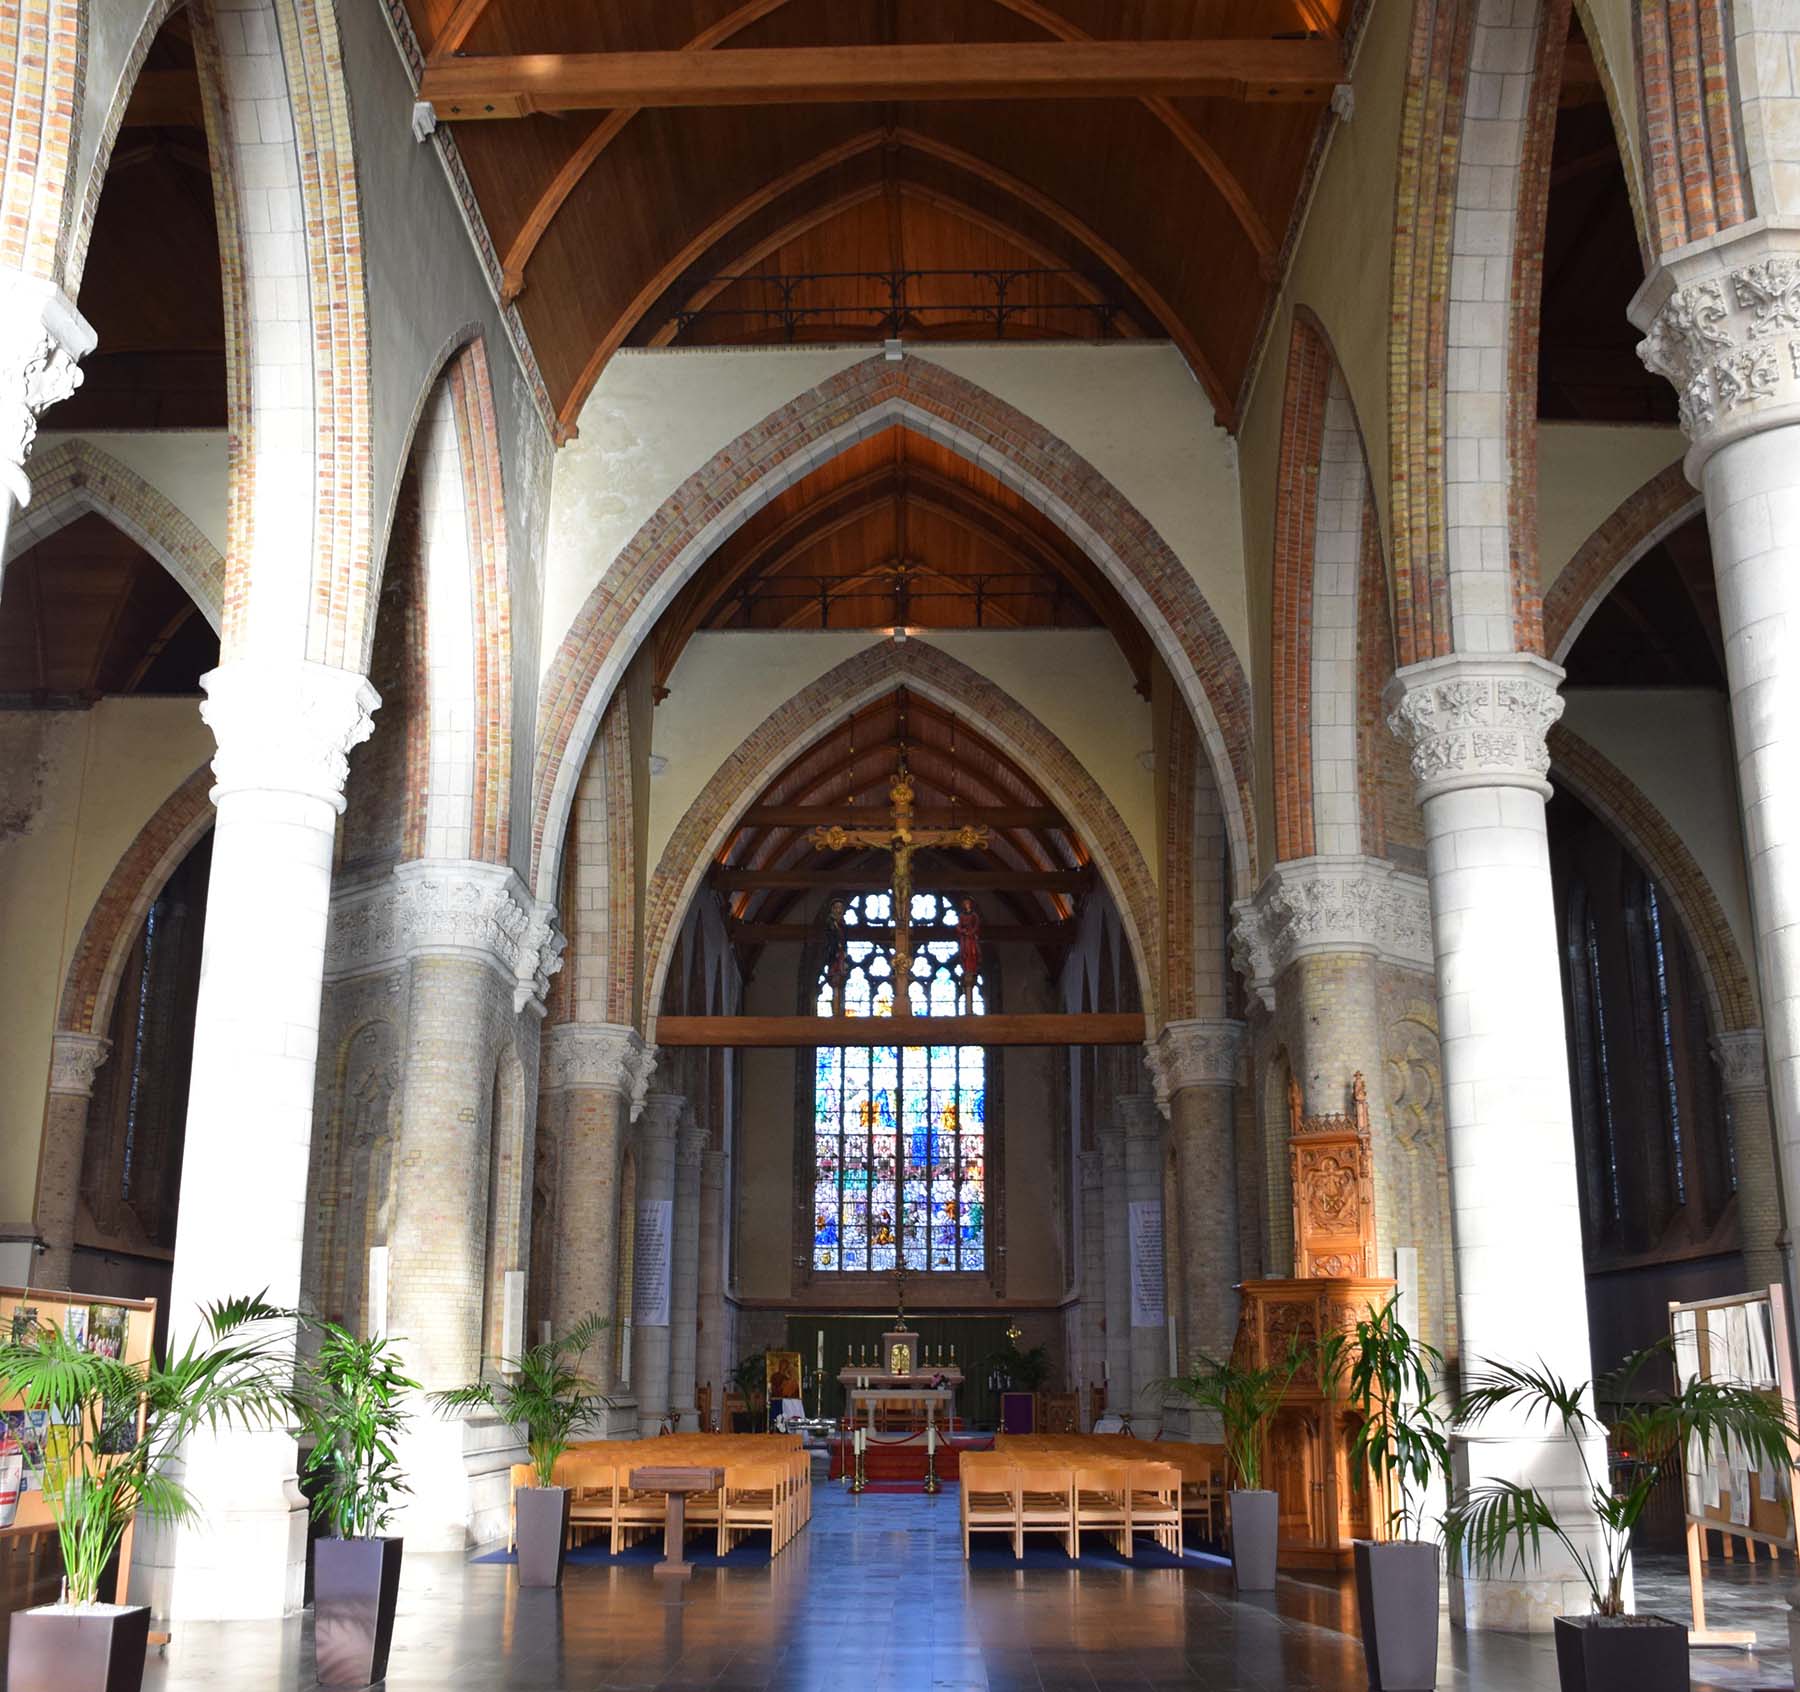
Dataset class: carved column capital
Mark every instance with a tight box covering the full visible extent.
[540,1022,653,1115]
[1144,1018,1244,1116]
[0,273,95,505]
[1078,1148,1105,1189]
[639,1091,685,1141]
[1384,652,1565,803]
[1117,1091,1162,1139]
[1631,222,1800,476]
[1712,1028,1768,1096]
[700,1147,725,1188]
[200,659,381,813]
[677,1115,708,1167]
[47,1032,110,1098]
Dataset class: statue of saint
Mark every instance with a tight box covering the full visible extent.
[823,895,850,1014]
[956,896,982,1009]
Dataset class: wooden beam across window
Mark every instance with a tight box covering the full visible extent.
[420,40,1345,120]
[728,920,1075,945]
[739,805,1064,829]
[655,1012,1144,1047]
[709,866,1091,892]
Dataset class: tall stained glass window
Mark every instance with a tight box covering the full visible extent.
[812,891,985,1272]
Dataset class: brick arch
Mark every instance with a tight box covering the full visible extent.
[1549,723,1756,1035]
[534,354,1254,904]
[0,0,83,284]
[1636,0,1749,260]
[9,439,225,628]
[1542,461,1699,662]
[57,765,216,1041]
[640,641,1164,1042]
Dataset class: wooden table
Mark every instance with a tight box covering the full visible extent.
[629,1465,724,1580]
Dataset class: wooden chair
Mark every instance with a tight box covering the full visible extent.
[1043,1392,1080,1435]
[1018,1466,1077,1560]
[960,1461,1021,1559]
[565,1459,616,1549]
[1088,1383,1106,1430]
[506,1461,535,1552]
[719,1463,783,1555]
[1075,1466,1131,1558]
[1128,1462,1183,1557]
[613,1468,667,1554]
[696,1382,713,1432]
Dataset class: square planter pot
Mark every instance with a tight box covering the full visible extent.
[313,1536,404,1688]
[1354,1540,1440,1691]
[1552,1613,1688,1692]
[514,1486,572,1589]
[6,1603,151,1692]
[1229,1489,1280,1592]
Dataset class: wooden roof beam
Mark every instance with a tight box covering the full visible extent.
[656,1011,1143,1047]
[729,919,1073,944]
[422,41,1345,119]
[429,0,498,60]
[742,804,1064,828]
[710,866,1091,891]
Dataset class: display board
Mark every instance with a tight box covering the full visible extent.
[1669,1283,1799,1646]
[0,1284,157,1606]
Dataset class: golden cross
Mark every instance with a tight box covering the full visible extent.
[810,758,988,1018]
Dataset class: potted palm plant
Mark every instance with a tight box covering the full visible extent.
[1164,1348,1301,1591]
[1317,1298,1450,1692]
[290,1321,417,1688]
[429,1314,607,1588]
[1445,1344,1797,1692]
[0,1294,290,1692]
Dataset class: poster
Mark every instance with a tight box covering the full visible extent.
[85,1305,128,1360]
[631,1198,672,1327]
[1129,1200,1165,1328]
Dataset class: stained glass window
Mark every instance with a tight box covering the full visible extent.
[813,891,985,1272]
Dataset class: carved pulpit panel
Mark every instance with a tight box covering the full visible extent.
[1288,1072,1377,1280]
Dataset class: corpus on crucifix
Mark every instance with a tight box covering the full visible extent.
[809,757,988,1019]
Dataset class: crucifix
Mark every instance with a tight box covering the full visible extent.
[809,756,988,1019]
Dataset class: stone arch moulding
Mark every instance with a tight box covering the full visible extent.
[9,439,226,629]
[1548,723,1756,1038]
[533,354,1255,907]
[639,640,1165,1043]
[56,764,217,1043]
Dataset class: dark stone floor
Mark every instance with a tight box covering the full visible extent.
[136,1488,1799,1690]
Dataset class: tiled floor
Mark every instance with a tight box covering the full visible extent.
[136,1488,1798,1689]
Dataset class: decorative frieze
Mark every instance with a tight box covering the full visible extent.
[539,1022,654,1116]
[1632,225,1800,466]
[1712,1028,1768,1096]
[47,1032,110,1099]
[1383,653,1564,802]
[200,659,382,811]
[1144,1019,1244,1116]
[0,274,94,507]
[1230,854,1433,1013]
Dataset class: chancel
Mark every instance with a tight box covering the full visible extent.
[1,4,1796,1691]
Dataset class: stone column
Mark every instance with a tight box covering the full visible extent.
[34,1032,110,1286]
[156,658,378,1621]
[1149,1020,1245,1376]
[1077,1149,1105,1423]
[667,1110,706,1432]
[1635,233,1800,1329]
[1120,1093,1167,1437]
[1386,652,1603,1631]
[542,1023,650,1394]
[0,272,94,572]
[632,1093,682,1435]
[1714,1030,1786,1294]
[696,1146,727,1426]
[1098,1124,1131,1414]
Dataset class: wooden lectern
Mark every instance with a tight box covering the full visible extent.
[1233,1074,1393,1570]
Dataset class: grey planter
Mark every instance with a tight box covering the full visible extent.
[1229,1489,1280,1591]
[514,1485,572,1588]
[6,1603,150,1692]
[1354,1539,1440,1690]
[313,1536,403,1688]
[1551,1613,1687,1692]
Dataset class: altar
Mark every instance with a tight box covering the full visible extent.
[835,1323,963,1428]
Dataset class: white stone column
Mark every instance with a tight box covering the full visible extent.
[1098,1124,1131,1415]
[34,1032,110,1286]
[1713,1030,1786,1294]
[542,1023,650,1394]
[1386,652,1604,1631]
[1077,1148,1105,1424]
[696,1146,727,1426]
[632,1093,682,1436]
[154,658,378,1621]
[0,271,93,573]
[667,1111,705,1432]
[1120,1093,1167,1437]
[1148,1021,1245,1377]
[1634,227,1800,1340]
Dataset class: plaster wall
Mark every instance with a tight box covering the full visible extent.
[36,430,229,559]
[1560,689,1757,984]
[0,698,214,1216]
[646,630,1155,887]
[1537,423,1687,590]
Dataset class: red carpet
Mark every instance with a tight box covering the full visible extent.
[827,1433,992,1482]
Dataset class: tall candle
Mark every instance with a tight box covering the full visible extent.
[817,1328,825,1373]
[928,1423,937,1454]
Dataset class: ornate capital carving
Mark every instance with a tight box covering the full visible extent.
[639,1091,685,1141]
[1631,223,1800,472]
[1145,1018,1244,1116]
[1712,1028,1768,1095]
[1383,653,1564,803]
[326,860,564,1014]
[539,1022,652,1113]
[47,1032,110,1098]
[0,274,95,504]
[1078,1149,1105,1188]
[1117,1091,1162,1138]
[1230,855,1433,1013]
[200,659,381,812]
[677,1116,708,1167]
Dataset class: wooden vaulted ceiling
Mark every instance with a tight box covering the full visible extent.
[713,688,1092,971]
[652,423,1150,693]
[406,0,1351,434]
